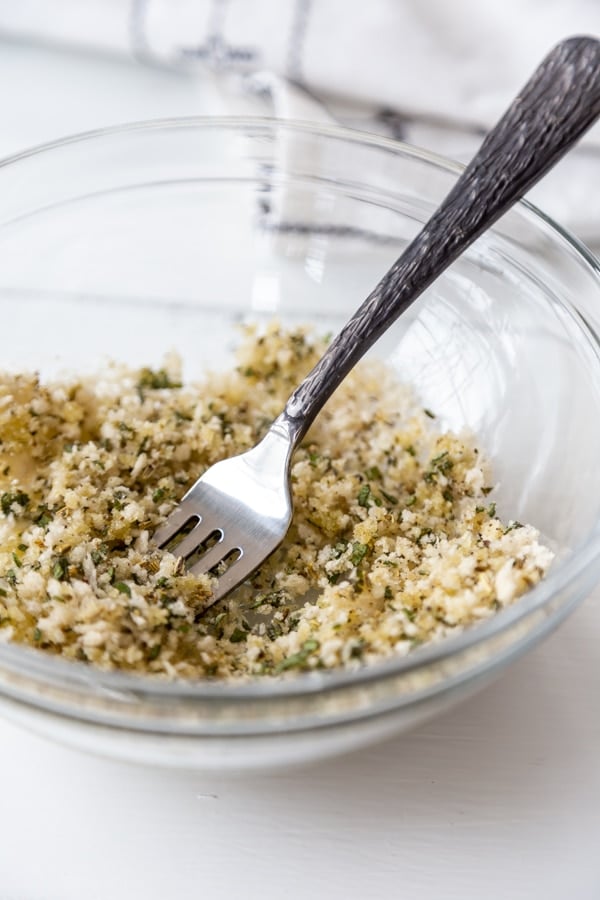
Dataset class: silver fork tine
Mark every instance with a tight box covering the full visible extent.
[153,504,198,548]
[164,518,221,561]
[152,426,294,602]
[187,539,237,577]
[202,554,246,602]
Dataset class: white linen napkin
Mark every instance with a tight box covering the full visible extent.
[0,0,599,242]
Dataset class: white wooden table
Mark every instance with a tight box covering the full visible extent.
[0,40,599,900]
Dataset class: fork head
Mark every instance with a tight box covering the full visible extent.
[153,427,294,606]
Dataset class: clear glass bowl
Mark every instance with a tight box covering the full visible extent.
[0,118,599,770]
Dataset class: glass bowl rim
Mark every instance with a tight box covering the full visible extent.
[0,114,599,703]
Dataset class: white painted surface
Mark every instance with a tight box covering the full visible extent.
[2,596,599,899]
[0,39,599,900]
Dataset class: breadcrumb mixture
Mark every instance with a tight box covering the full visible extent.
[0,323,552,679]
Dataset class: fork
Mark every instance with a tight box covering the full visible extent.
[154,36,600,605]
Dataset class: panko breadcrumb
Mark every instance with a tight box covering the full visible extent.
[0,323,553,679]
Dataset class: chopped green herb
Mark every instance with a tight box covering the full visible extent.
[303,639,320,653]
[52,557,68,581]
[35,506,53,527]
[333,539,348,558]
[365,465,382,481]
[250,590,285,609]
[0,491,29,516]
[274,653,308,674]
[114,581,131,596]
[148,644,161,660]
[229,627,248,643]
[350,542,368,566]
[205,610,227,632]
[275,638,320,673]
[11,552,22,568]
[152,487,167,504]
[384,586,393,600]
[380,489,398,506]
[137,368,182,391]
[424,408,436,419]
[487,502,497,518]
[430,451,453,473]
[504,520,524,534]
[266,622,283,641]
[33,627,42,642]
[350,640,366,659]
[424,450,454,484]
[357,484,371,508]
[482,486,494,496]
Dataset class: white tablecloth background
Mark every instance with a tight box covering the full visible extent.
[1,0,600,240]
[0,33,598,900]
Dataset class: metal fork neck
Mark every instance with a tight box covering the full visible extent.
[270,411,307,449]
